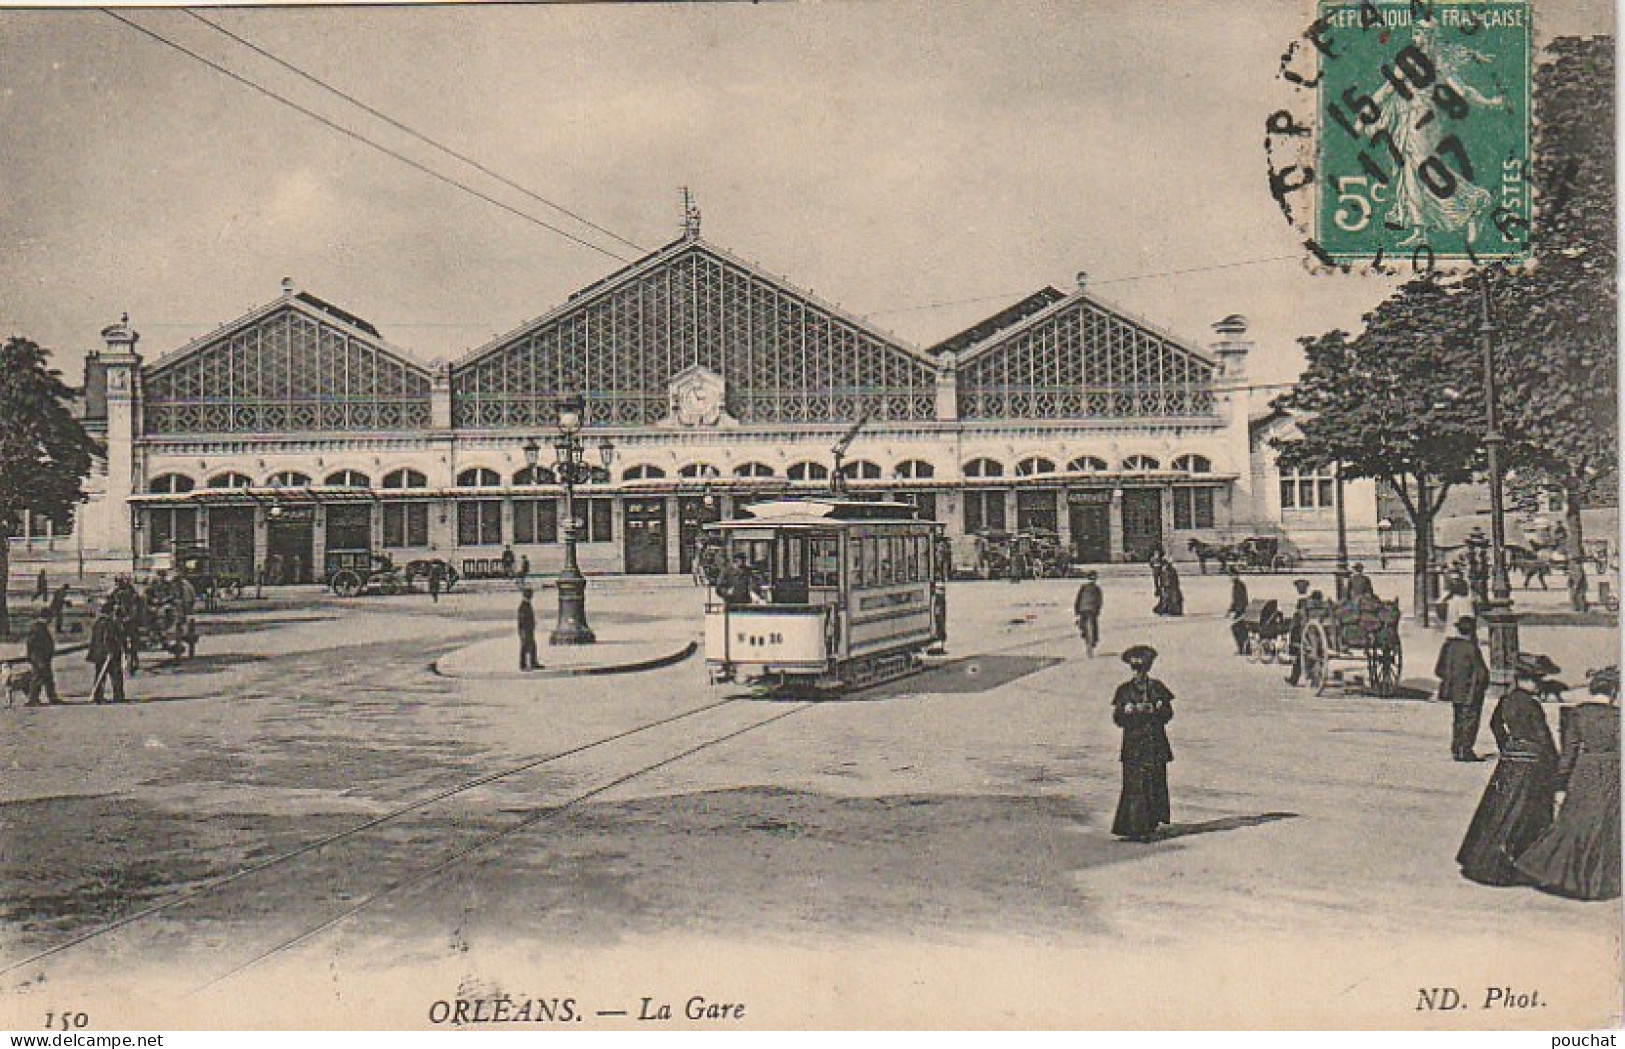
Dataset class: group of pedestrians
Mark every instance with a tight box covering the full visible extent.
[1454,661,1619,900]
[18,571,196,707]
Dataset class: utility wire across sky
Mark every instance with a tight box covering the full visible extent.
[102,9,637,265]
[180,8,646,257]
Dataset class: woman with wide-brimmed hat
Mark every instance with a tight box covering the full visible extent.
[1515,666,1621,900]
[1111,644,1176,842]
[1456,653,1562,886]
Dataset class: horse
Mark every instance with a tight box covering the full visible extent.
[1187,537,1238,575]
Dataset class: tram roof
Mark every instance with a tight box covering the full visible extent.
[709,498,931,528]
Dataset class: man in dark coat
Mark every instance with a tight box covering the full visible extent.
[1435,616,1490,761]
[34,569,48,602]
[1347,563,1376,601]
[1073,571,1103,658]
[1284,579,1313,685]
[1226,570,1249,619]
[427,561,443,604]
[88,601,126,704]
[517,587,539,671]
[25,610,61,706]
[49,584,70,632]
[714,553,758,607]
[1111,644,1175,842]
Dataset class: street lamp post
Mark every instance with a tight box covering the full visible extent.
[1478,280,1520,685]
[542,394,613,645]
[1333,460,1350,601]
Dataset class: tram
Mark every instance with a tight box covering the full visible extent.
[703,499,947,691]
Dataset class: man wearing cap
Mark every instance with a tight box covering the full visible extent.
[1111,645,1176,842]
[1435,615,1490,761]
[517,587,540,671]
[1073,570,1103,658]
[1347,563,1376,602]
[715,552,759,608]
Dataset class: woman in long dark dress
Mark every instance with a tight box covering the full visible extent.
[1457,654,1562,886]
[1112,644,1175,842]
[1160,560,1184,616]
[1515,667,1621,900]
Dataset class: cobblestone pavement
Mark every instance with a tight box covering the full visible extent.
[0,573,1617,1028]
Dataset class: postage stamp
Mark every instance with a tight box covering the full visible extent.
[1316,0,1533,266]
[1267,0,1534,271]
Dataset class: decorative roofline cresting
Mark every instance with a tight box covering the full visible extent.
[133,231,1233,437]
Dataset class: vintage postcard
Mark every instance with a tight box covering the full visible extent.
[0,0,1618,1032]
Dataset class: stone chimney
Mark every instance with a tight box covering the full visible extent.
[1210,314,1251,380]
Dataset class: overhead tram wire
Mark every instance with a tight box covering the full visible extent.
[101,9,633,265]
[869,254,1302,318]
[182,9,646,257]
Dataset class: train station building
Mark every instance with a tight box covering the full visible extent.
[21,224,1380,581]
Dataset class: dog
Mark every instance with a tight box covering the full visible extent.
[3,663,35,707]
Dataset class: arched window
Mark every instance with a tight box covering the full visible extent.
[1066,456,1109,473]
[324,469,371,487]
[963,458,1004,479]
[894,459,935,479]
[678,463,721,479]
[267,470,311,488]
[622,464,666,481]
[456,467,502,487]
[787,461,829,481]
[839,460,882,480]
[513,465,557,485]
[148,473,195,494]
[1121,455,1161,472]
[382,468,428,489]
[1172,454,1212,474]
[1015,457,1057,477]
[733,462,776,478]
[207,472,253,489]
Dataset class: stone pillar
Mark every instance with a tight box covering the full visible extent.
[98,317,142,568]
[431,364,453,430]
[1160,486,1176,557]
[935,352,959,422]
[1108,488,1125,563]
[1211,314,1255,528]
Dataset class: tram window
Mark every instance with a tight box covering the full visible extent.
[864,536,881,586]
[850,537,866,587]
[887,536,903,583]
[810,536,840,587]
[781,534,806,580]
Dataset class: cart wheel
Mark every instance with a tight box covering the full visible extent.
[331,571,362,598]
[382,578,403,596]
[1303,622,1330,694]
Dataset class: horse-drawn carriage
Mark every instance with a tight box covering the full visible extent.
[329,553,411,597]
[1299,596,1403,697]
[404,558,460,592]
[173,541,247,609]
[1187,535,1303,574]
[1236,598,1292,662]
[975,530,1071,579]
[125,582,199,659]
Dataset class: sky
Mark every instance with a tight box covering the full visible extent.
[0,0,1613,392]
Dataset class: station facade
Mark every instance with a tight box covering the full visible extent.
[32,228,1379,581]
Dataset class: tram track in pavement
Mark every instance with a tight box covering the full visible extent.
[3,621,1089,992]
[0,693,748,982]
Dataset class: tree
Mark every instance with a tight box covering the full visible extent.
[0,337,100,637]
[1492,36,1617,608]
[1272,278,1487,622]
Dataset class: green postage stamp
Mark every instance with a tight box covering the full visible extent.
[1313,0,1532,266]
